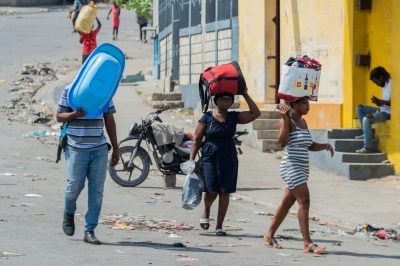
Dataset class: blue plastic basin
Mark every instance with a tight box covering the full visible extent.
[67,43,125,117]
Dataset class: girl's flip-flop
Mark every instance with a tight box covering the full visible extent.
[264,237,282,249]
[199,218,210,230]
[304,243,326,254]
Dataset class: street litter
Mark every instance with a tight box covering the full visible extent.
[353,223,399,240]
[223,225,243,231]
[254,211,274,216]
[24,194,42,198]
[236,218,251,223]
[23,173,38,177]
[146,198,158,204]
[31,177,46,182]
[309,216,320,221]
[176,257,198,262]
[10,203,35,207]
[310,226,334,234]
[0,251,25,257]
[0,173,17,176]
[101,214,195,233]
[23,129,58,138]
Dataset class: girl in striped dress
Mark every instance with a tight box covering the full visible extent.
[263,97,334,254]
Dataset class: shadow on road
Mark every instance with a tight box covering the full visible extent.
[327,250,400,260]
[236,187,280,192]
[102,240,230,253]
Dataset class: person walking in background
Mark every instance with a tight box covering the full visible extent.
[72,0,88,32]
[263,97,333,254]
[355,66,391,153]
[79,17,101,64]
[137,15,148,42]
[56,89,119,245]
[107,1,121,40]
[189,89,260,236]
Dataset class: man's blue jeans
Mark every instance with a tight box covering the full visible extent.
[64,145,108,232]
[356,105,390,149]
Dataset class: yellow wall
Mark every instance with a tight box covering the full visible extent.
[238,0,267,102]
[279,0,344,128]
[344,0,400,170]
[390,1,400,167]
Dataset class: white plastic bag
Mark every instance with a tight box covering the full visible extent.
[180,160,196,175]
[278,64,320,101]
[181,173,202,210]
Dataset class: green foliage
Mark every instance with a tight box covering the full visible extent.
[119,0,152,18]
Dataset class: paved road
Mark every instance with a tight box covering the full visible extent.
[1,5,400,266]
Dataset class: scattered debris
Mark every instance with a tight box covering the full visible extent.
[0,173,17,176]
[10,203,35,207]
[101,214,196,233]
[353,223,399,240]
[236,218,251,223]
[23,129,58,138]
[176,257,198,262]
[254,211,274,216]
[24,194,42,198]
[0,251,25,257]
[223,225,243,231]
[309,216,320,222]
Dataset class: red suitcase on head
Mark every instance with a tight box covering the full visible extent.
[199,61,246,113]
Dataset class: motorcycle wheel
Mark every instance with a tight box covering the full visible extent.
[108,146,150,187]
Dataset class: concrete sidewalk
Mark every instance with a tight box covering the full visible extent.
[48,25,400,232]
[113,67,400,231]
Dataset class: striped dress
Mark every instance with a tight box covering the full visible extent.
[280,126,313,189]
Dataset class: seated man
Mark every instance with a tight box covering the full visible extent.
[355,66,391,153]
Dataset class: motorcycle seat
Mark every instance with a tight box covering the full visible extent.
[175,145,191,154]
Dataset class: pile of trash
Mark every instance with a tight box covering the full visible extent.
[353,223,400,240]
[101,213,195,233]
[2,63,57,125]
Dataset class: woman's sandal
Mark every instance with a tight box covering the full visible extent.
[215,228,226,236]
[264,237,282,249]
[303,243,326,254]
[199,218,210,230]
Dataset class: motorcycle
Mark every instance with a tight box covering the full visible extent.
[108,109,248,187]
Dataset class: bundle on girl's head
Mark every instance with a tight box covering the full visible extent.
[213,92,234,105]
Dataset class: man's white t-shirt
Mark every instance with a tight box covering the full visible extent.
[380,79,391,114]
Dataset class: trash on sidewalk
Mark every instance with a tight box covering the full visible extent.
[176,257,198,262]
[23,129,59,138]
[0,251,26,257]
[223,224,243,231]
[101,214,196,233]
[254,211,274,216]
[10,203,35,207]
[310,225,334,234]
[236,218,251,223]
[0,173,17,176]
[353,223,399,240]
[146,198,158,204]
[24,194,42,198]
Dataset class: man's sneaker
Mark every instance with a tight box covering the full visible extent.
[355,134,364,139]
[355,147,373,153]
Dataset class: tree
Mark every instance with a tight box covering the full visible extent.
[117,0,152,18]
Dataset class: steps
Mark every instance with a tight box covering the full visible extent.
[145,92,184,109]
[238,110,281,152]
[310,128,394,180]
[233,110,394,180]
